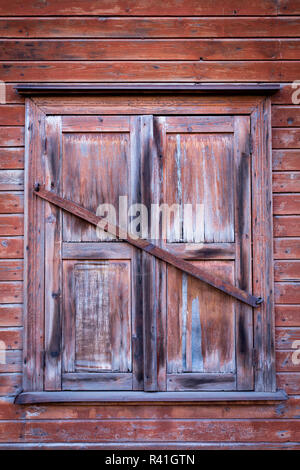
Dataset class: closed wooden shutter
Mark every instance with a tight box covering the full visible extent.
[22,93,276,399]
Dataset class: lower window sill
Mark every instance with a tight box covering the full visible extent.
[15,390,288,404]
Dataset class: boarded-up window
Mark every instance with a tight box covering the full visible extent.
[20,93,276,401]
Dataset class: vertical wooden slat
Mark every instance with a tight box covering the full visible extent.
[141,115,167,391]
[23,98,45,391]
[44,115,62,391]
[252,98,276,392]
[130,116,144,390]
[234,116,253,390]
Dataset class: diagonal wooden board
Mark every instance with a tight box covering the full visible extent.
[34,185,263,308]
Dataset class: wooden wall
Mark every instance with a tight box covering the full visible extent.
[0,0,300,449]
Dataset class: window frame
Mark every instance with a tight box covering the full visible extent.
[16,87,285,404]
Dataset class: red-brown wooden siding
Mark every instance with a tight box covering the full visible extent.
[0,1,300,449]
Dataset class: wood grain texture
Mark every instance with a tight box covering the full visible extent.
[1,17,300,38]
[275,305,300,326]
[0,260,23,280]
[0,149,24,170]
[273,194,300,215]
[0,1,295,16]
[274,237,300,258]
[274,216,300,236]
[0,305,22,326]
[272,150,300,171]
[0,193,23,213]
[2,40,300,61]
[1,61,299,82]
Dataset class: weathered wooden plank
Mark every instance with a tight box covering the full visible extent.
[273,129,300,149]
[0,215,23,236]
[23,98,45,391]
[275,261,300,281]
[0,193,23,214]
[277,372,300,394]
[5,418,300,443]
[274,237,300,259]
[276,350,300,372]
[0,105,24,126]
[44,115,62,391]
[274,216,300,236]
[272,150,300,171]
[3,40,300,61]
[62,114,130,132]
[275,282,300,304]
[0,260,23,281]
[275,305,300,326]
[0,282,22,303]
[273,194,300,215]
[0,350,22,373]
[0,305,22,326]
[62,242,133,259]
[276,327,300,349]
[0,373,21,396]
[0,148,24,170]
[0,237,23,259]
[273,172,300,193]
[0,170,23,190]
[1,62,299,82]
[251,98,275,392]
[0,1,291,16]
[234,116,253,390]
[3,395,300,420]
[0,128,24,147]
[2,17,300,38]
[0,328,22,349]
[62,373,133,391]
[272,106,300,127]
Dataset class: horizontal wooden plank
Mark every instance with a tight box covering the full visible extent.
[272,172,300,192]
[273,129,300,149]
[2,17,300,39]
[0,350,22,373]
[272,85,300,105]
[0,305,22,326]
[62,114,130,131]
[272,237,300,259]
[62,242,133,259]
[0,193,23,213]
[275,282,300,304]
[4,418,300,443]
[62,373,133,391]
[276,327,300,349]
[272,106,300,127]
[272,150,300,171]
[275,261,300,281]
[0,148,24,170]
[0,215,23,236]
[0,373,21,396]
[276,350,300,372]
[0,128,24,147]
[0,281,23,303]
[0,238,23,259]
[0,260,23,281]
[0,105,24,126]
[0,1,292,16]
[277,372,300,394]
[0,170,24,190]
[2,396,300,420]
[0,328,22,349]
[0,62,299,82]
[275,305,300,326]
[274,216,300,237]
[273,194,300,215]
[2,40,300,61]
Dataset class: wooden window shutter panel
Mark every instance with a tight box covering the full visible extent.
[21,94,276,401]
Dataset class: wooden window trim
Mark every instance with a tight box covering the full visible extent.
[17,90,280,404]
